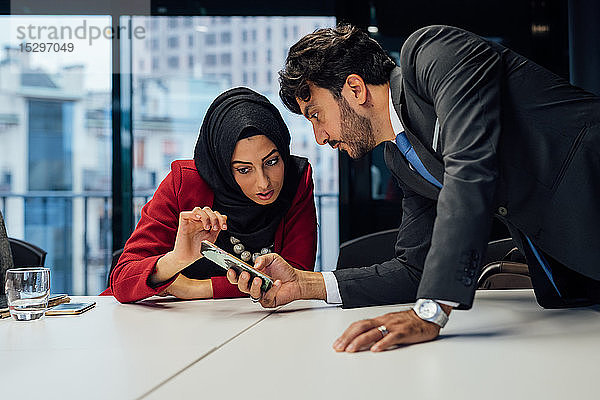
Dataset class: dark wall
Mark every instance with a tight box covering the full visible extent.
[337,0,571,243]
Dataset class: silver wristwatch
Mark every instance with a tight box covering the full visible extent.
[412,299,449,328]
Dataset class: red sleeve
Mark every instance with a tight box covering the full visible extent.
[210,276,246,298]
[110,161,211,303]
[210,163,317,299]
[277,163,318,271]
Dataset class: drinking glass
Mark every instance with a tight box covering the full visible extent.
[5,267,50,321]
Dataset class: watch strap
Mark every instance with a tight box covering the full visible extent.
[413,299,449,328]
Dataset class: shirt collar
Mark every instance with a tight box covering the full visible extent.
[388,87,403,140]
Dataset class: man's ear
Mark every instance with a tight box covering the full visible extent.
[343,74,368,106]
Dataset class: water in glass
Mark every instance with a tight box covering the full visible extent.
[5,267,50,321]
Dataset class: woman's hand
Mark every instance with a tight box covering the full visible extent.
[159,275,214,299]
[150,206,227,285]
[172,206,228,265]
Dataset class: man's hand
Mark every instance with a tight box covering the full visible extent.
[226,253,326,308]
[333,305,452,352]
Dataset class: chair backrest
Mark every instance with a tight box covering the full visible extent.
[0,211,14,295]
[482,238,519,265]
[477,261,532,289]
[336,229,532,290]
[336,228,398,269]
[8,238,47,268]
[106,248,124,288]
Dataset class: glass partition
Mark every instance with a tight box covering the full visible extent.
[130,16,339,269]
[0,16,112,294]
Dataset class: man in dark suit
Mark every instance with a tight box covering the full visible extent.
[228,24,600,352]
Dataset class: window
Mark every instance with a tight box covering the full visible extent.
[168,18,178,28]
[167,56,179,69]
[205,33,216,45]
[184,17,193,27]
[205,54,217,66]
[152,57,159,71]
[151,38,159,50]
[168,36,179,49]
[1,15,112,294]
[220,53,232,66]
[130,15,338,271]
[221,32,231,44]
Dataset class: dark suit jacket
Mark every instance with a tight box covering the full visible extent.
[335,25,600,309]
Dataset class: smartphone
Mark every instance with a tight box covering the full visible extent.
[46,301,96,316]
[200,240,273,293]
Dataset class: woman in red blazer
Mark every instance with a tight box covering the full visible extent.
[104,88,317,303]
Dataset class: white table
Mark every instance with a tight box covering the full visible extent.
[0,295,274,400]
[1,290,598,400]
[146,290,600,400]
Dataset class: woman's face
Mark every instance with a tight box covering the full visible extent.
[231,135,285,205]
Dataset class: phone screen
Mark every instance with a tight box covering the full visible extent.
[200,241,273,293]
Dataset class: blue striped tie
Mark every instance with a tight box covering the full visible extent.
[394,131,561,297]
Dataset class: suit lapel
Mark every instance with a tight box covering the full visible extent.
[389,67,444,197]
[384,142,439,200]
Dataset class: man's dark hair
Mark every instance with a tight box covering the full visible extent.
[279,23,396,114]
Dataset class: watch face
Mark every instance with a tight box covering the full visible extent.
[419,301,438,319]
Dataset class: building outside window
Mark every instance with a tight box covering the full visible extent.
[0,15,338,300]
[205,54,217,66]
[220,53,232,66]
[1,16,113,294]
[205,33,216,45]
[168,36,179,49]
[167,56,179,69]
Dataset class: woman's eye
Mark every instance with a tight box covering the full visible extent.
[311,112,318,120]
[265,157,279,167]
[236,167,250,174]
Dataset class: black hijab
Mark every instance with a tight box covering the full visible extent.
[194,87,308,254]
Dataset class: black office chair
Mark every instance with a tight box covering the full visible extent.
[477,261,531,289]
[336,228,398,269]
[8,237,47,267]
[336,229,532,290]
[106,248,124,287]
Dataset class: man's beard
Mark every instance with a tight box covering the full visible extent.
[337,95,376,159]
